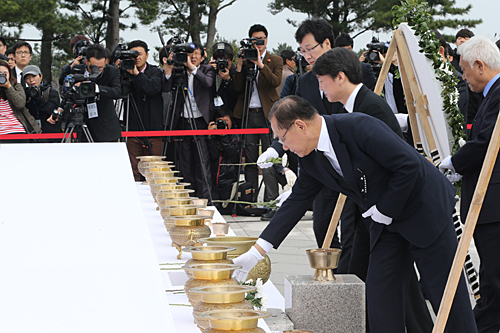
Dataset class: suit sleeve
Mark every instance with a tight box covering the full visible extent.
[258,57,283,88]
[132,67,162,96]
[98,67,122,99]
[233,65,245,93]
[259,161,321,248]
[194,66,215,89]
[362,63,376,91]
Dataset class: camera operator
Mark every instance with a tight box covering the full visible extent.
[207,107,241,213]
[162,42,215,199]
[209,42,238,112]
[22,65,61,136]
[49,44,122,142]
[119,40,164,181]
[234,24,283,200]
[59,35,90,89]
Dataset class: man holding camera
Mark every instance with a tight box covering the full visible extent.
[50,44,122,142]
[23,65,61,135]
[121,40,164,181]
[234,24,283,200]
[210,42,238,112]
[59,35,90,89]
[162,42,215,200]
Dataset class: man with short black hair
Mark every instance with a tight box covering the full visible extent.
[277,49,295,96]
[209,42,238,112]
[452,28,475,73]
[0,37,7,56]
[123,39,164,181]
[59,35,90,88]
[5,48,15,69]
[12,41,32,87]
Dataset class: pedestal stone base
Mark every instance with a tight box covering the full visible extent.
[285,274,365,333]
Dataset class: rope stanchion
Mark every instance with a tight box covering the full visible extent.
[0,128,270,141]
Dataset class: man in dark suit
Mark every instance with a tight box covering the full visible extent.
[12,41,32,87]
[233,24,283,199]
[162,42,215,199]
[234,95,477,333]
[440,36,500,333]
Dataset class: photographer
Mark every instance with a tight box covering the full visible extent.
[0,60,41,142]
[23,65,61,135]
[121,40,164,181]
[207,107,241,213]
[234,24,283,200]
[209,42,238,112]
[162,42,215,199]
[59,35,90,89]
[49,44,122,142]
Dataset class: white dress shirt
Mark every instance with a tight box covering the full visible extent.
[316,116,343,177]
[344,83,363,113]
[183,66,203,118]
[248,50,266,109]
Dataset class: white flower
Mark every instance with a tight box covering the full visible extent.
[459,138,466,147]
[255,278,263,298]
[244,279,253,284]
[261,294,268,311]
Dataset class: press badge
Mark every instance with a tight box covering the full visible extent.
[36,119,42,127]
[214,96,224,107]
[87,102,98,119]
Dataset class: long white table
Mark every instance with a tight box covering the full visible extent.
[135,183,285,332]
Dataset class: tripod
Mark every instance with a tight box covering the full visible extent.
[61,105,94,143]
[162,66,213,203]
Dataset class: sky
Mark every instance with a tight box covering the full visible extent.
[10,0,499,57]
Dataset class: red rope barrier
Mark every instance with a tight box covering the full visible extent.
[0,128,270,141]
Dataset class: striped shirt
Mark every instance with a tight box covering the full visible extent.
[0,98,25,135]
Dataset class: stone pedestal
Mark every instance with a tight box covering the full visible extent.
[285,274,365,333]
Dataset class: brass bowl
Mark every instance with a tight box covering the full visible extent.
[169,225,212,259]
[212,223,230,236]
[145,170,179,179]
[156,189,192,201]
[145,161,174,172]
[190,285,256,304]
[191,198,208,208]
[137,156,166,176]
[193,299,254,331]
[155,188,194,198]
[163,218,175,232]
[172,214,207,226]
[151,183,187,197]
[163,206,203,218]
[198,237,258,258]
[306,248,342,281]
[199,309,270,331]
[198,209,215,218]
[184,246,237,261]
[182,263,241,280]
[148,177,184,186]
[184,276,239,306]
[157,197,194,209]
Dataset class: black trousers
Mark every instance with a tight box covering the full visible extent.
[473,221,500,333]
[178,117,211,200]
[367,220,477,333]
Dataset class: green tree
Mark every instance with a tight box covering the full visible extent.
[271,42,295,55]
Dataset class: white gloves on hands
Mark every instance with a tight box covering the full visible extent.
[446,172,463,182]
[276,190,292,208]
[362,205,393,225]
[439,155,456,173]
[395,113,409,133]
[257,147,279,169]
[232,246,264,282]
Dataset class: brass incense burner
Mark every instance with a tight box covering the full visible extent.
[183,246,236,278]
[306,248,342,281]
[198,309,270,332]
[190,285,256,330]
[182,264,242,305]
[136,156,166,179]
[169,215,211,259]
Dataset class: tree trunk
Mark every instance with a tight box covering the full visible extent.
[106,0,120,50]
[206,0,219,48]
[188,0,201,44]
[40,29,53,84]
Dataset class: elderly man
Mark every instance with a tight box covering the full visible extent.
[234,96,477,332]
[440,36,500,333]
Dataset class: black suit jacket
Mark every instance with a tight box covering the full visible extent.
[162,64,216,125]
[87,65,122,142]
[452,76,500,224]
[361,62,376,91]
[260,113,456,250]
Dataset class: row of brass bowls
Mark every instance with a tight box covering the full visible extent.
[183,246,236,278]
[191,285,256,330]
[136,155,167,178]
[198,309,270,332]
[183,264,241,305]
[150,180,188,198]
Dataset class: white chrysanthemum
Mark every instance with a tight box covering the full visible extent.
[261,294,268,311]
[459,138,466,147]
[255,278,263,298]
[245,279,253,284]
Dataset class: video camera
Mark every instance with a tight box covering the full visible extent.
[169,39,196,65]
[113,44,139,71]
[294,51,308,76]
[238,38,264,60]
[213,43,229,73]
[73,40,90,60]
[365,37,389,65]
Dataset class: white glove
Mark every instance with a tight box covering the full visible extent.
[257,147,279,169]
[276,190,292,208]
[232,246,264,282]
[362,205,392,225]
[446,172,462,182]
[395,113,409,133]
[439,155,455,173]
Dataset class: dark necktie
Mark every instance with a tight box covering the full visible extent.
[317,150,351,191]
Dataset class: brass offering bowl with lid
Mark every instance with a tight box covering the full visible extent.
[199,237,271,283]
[145,161,174,172]
[149,179,186,197]
[306,248,342,281]
[152,187,193,200]
[182,264,241,305]
[136,156,166,181]
[183,246,236,278]
[190,285,256,330]
[198,309,270,333]
[169,215,211,259]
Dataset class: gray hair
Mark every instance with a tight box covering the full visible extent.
[457,36,500,70]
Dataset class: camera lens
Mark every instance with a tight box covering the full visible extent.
[81,83,93,95]
[0,74,7,85]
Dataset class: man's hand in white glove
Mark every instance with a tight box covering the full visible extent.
[446,172,462,183]
[232,246,264,282]
[439,155,455,173]
[276,190,292,208]
[395,113,409,133]
[257,147,279,169]
[362,205,392,225]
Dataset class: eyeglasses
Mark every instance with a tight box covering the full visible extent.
[15,50,31,55]
[278,120,295,144]
[299,43,321,55]
[254,36,267,40]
